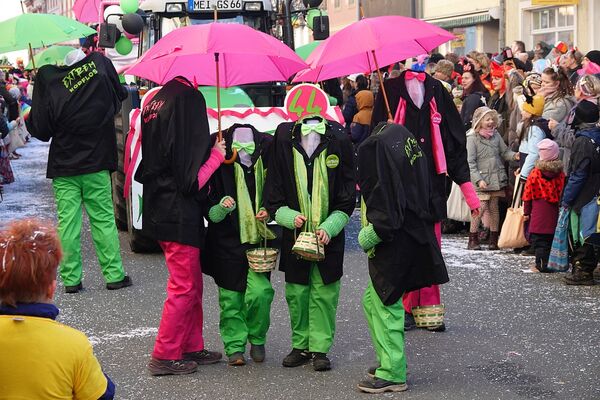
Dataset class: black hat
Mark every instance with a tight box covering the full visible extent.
[585,50,600,66]
[572,100,600,127]
[428,53,444,64]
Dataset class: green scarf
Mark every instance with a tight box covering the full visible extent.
[233,157,275,244]
[293,148,329,232]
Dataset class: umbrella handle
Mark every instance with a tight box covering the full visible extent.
[224,148,238,164]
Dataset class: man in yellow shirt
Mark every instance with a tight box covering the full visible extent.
[0,219,114,399]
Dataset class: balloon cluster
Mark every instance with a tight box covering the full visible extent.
[103,0,144,55]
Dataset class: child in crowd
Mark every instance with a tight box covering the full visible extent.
[517,95,548,182]
[522,139,565,272]
[467,107,519,250]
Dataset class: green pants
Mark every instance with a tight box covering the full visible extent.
[52,170,125,286]
[218,270,275,356]
[362,280,406,383]
[285,264,340,354]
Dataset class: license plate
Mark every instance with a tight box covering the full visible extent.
[188,0,244,11]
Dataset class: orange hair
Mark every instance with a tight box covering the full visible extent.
[0,219,62,306]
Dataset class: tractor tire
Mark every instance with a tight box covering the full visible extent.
[112,106,128,231]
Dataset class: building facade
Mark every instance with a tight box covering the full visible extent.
[505,0,599,53]
[420,0,501,55]
[24,0,75,17]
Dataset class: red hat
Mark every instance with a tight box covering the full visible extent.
[490,62,504,78]
[555,41,568,54]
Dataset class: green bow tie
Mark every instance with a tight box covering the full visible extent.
[232,140,255,155]
[301,120,327,136]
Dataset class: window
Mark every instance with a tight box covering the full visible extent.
[531,6,575,46]
[349,0,355,5]
[334,0,341,8]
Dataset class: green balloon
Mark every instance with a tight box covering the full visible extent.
[120,0,138,14]
[115,36,133,55]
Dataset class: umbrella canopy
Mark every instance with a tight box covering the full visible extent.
[295,41,321,61]
[25,46,76,70]
[126,23,307,86]
[73,0,102,23]
[0,14,96,54]
[293,16,454,83]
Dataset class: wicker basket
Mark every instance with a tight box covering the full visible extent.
[246,247,279,273]
[412,304,445,328]
[246,220,279,273]
[292,231,325,262]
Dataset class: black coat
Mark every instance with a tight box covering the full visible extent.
[461,91,490,131]
[371,72,471,221]
[203,124,274,292]
[26,52,128,178]
[358,123,448,306]
[135,77,211,248]
[264,121,355,285]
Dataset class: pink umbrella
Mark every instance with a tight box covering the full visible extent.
[293,16,454,119]
[73,0,102,23]
[127,23,307,86]
[127,23,307,160]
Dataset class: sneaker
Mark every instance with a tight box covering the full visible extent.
[282,348,311,368]
[106,275,132,290]
[426,323,446,332]
[250,344,265,363]
[228,352,246,366]
[404,313,416,331]
[64,282,83,294]
[147,358,198,376]
[312,352,331,371]
[357,377,408,393]
[183,349,222,365]
[367,365,379,379]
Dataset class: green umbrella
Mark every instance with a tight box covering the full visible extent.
[25,46,76,70]
[0,14,95,56]
[199,86,254,108]
[295,41,321,61]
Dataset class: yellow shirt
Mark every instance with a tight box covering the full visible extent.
[0,315,107,400]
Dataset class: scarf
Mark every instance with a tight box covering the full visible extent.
[478,128,495,139]
[394,96,447,174]
[293,148,329,232]
[522,167,565,204]
[233,157,275,244]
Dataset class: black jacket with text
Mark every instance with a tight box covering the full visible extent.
[26,52,128,178]
[359,123,448,306]
[135,77,211,248]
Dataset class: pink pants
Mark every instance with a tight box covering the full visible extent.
[152,241,204,360]
[403,222,442,313]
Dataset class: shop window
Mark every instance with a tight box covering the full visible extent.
[531,6,575,46]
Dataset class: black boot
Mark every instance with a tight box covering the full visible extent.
[488,231,499,251]
[467,232,481,250]
[564,262,595,285]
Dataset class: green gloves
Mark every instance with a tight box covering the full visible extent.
[275,206,302,230]
[317,210,350,239]
[358,224,382,258]
[208,196,236,223]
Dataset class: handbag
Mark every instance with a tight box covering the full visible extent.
[498,186,529,249]
[7,125,25,154]
[446,182,471,222]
